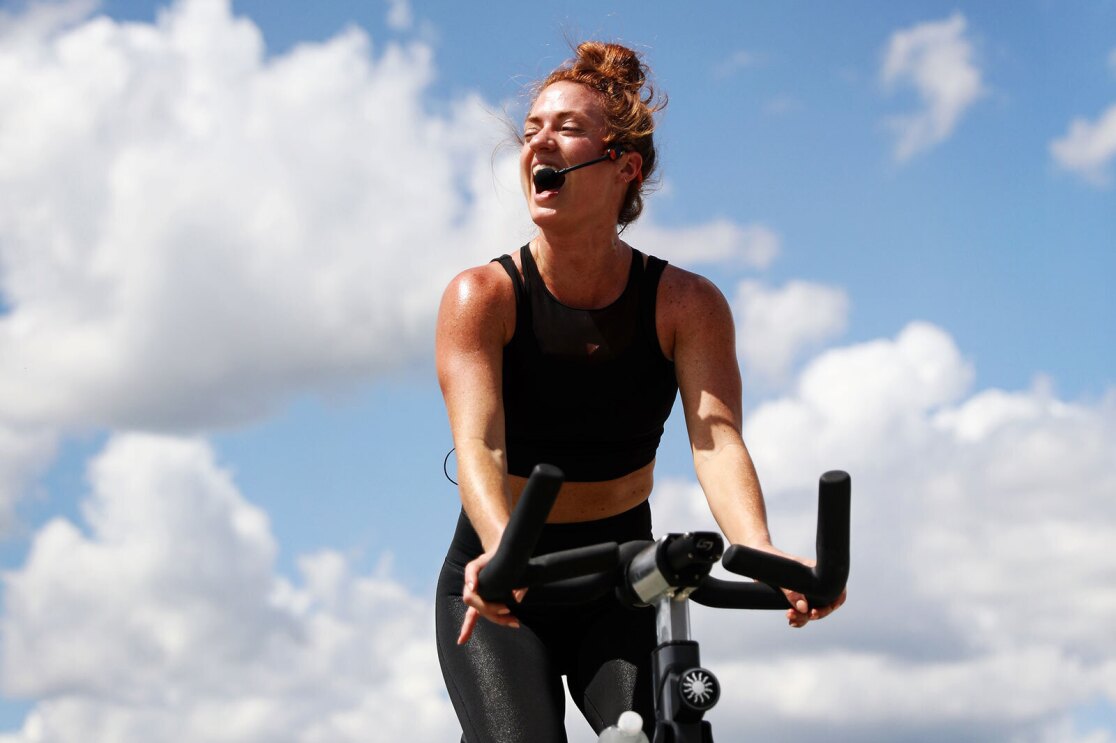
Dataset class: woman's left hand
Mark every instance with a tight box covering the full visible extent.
[749,544,847,628]
[784,585,847,628]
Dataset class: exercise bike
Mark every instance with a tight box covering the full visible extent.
[476,464,851,743]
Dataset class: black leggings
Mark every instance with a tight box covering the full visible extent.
[435,504,657,743]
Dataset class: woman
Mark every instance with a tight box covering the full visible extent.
[435,42,844,742]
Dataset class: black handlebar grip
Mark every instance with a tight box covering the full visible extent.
[476,464,564,602]
[813,470,851,605]
[690,576,790,610]
[722,470,850,608]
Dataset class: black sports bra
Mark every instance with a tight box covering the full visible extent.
[494,245,678,482]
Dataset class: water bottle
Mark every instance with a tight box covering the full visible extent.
[597,711,650,743]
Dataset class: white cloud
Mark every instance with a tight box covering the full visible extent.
[0,0,528,432]
[2,328,1115,742]
[732,279,849,387]
[1050,103,1116,186]
[626,217,780,270]
[0,0,764,438]
[1,3,1113,741]
[592,323,1116,742]
[880,13,984,161]
[743,322,974,487]
[682,323,1113,742]
[0,433,458,742]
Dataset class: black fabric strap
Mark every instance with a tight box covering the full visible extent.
[492,249,530,339]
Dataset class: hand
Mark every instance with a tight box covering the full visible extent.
[750,543,847,628]
[457,550,528,645]
[784,585,846,628]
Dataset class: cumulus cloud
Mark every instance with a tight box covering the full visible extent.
[1,3,1113,742]
[880,13,984,161]
[627,217,780,270]
[0,0,523,432]
[1050,104,1116,186]
[0,433,458,742]
[0,0,761,438]
[606,322,1116,741]
[732,279,849,387]
[659,323,1115,742]
[2,328,1114,743]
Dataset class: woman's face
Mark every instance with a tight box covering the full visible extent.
[521,81,627,229]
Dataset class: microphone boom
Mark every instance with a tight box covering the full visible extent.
[532,148,622,192]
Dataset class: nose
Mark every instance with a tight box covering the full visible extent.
[528,125,556,153]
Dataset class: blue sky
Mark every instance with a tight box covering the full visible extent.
[0,1,1114,741]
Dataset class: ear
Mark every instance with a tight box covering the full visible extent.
[619,150,644,186]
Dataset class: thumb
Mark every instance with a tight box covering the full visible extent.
[784,589,809,615]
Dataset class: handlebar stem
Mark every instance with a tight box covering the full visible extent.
[628,532,724,606]
[655,595,693,644]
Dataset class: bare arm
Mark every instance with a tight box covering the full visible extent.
[435,262,526,641]
[435,263,514,552]
[661,267,845,626]
[661,268,772,548]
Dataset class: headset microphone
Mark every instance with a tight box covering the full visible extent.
[533,147,625,192]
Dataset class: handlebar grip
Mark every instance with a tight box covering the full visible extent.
[722,470,850,607]
[814,469,851,604]
[690,576,789,610]
[721,545,817,594]
[477,464,564,602]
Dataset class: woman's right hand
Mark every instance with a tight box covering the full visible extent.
[457,550,528,645]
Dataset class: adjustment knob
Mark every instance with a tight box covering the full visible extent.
[679,667,720,712]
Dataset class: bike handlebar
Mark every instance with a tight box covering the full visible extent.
[477,465,850,611]
[694,470,850,609]
[476,464,567,601]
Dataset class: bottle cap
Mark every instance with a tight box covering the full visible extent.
[618,711,643,733]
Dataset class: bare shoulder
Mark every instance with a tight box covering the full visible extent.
[656,264,734,359]
[438,260,517,341]
[659,264,730,312]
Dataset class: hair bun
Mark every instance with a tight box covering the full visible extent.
[574,41,647,93]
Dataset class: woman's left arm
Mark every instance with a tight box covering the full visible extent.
[661,267,845,626]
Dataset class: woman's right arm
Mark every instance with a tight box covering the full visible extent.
[435,263,523,642]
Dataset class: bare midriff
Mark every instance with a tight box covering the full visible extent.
[507,459,656,523]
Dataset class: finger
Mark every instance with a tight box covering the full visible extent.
[784,590,809,617]
[457,606,479,645]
